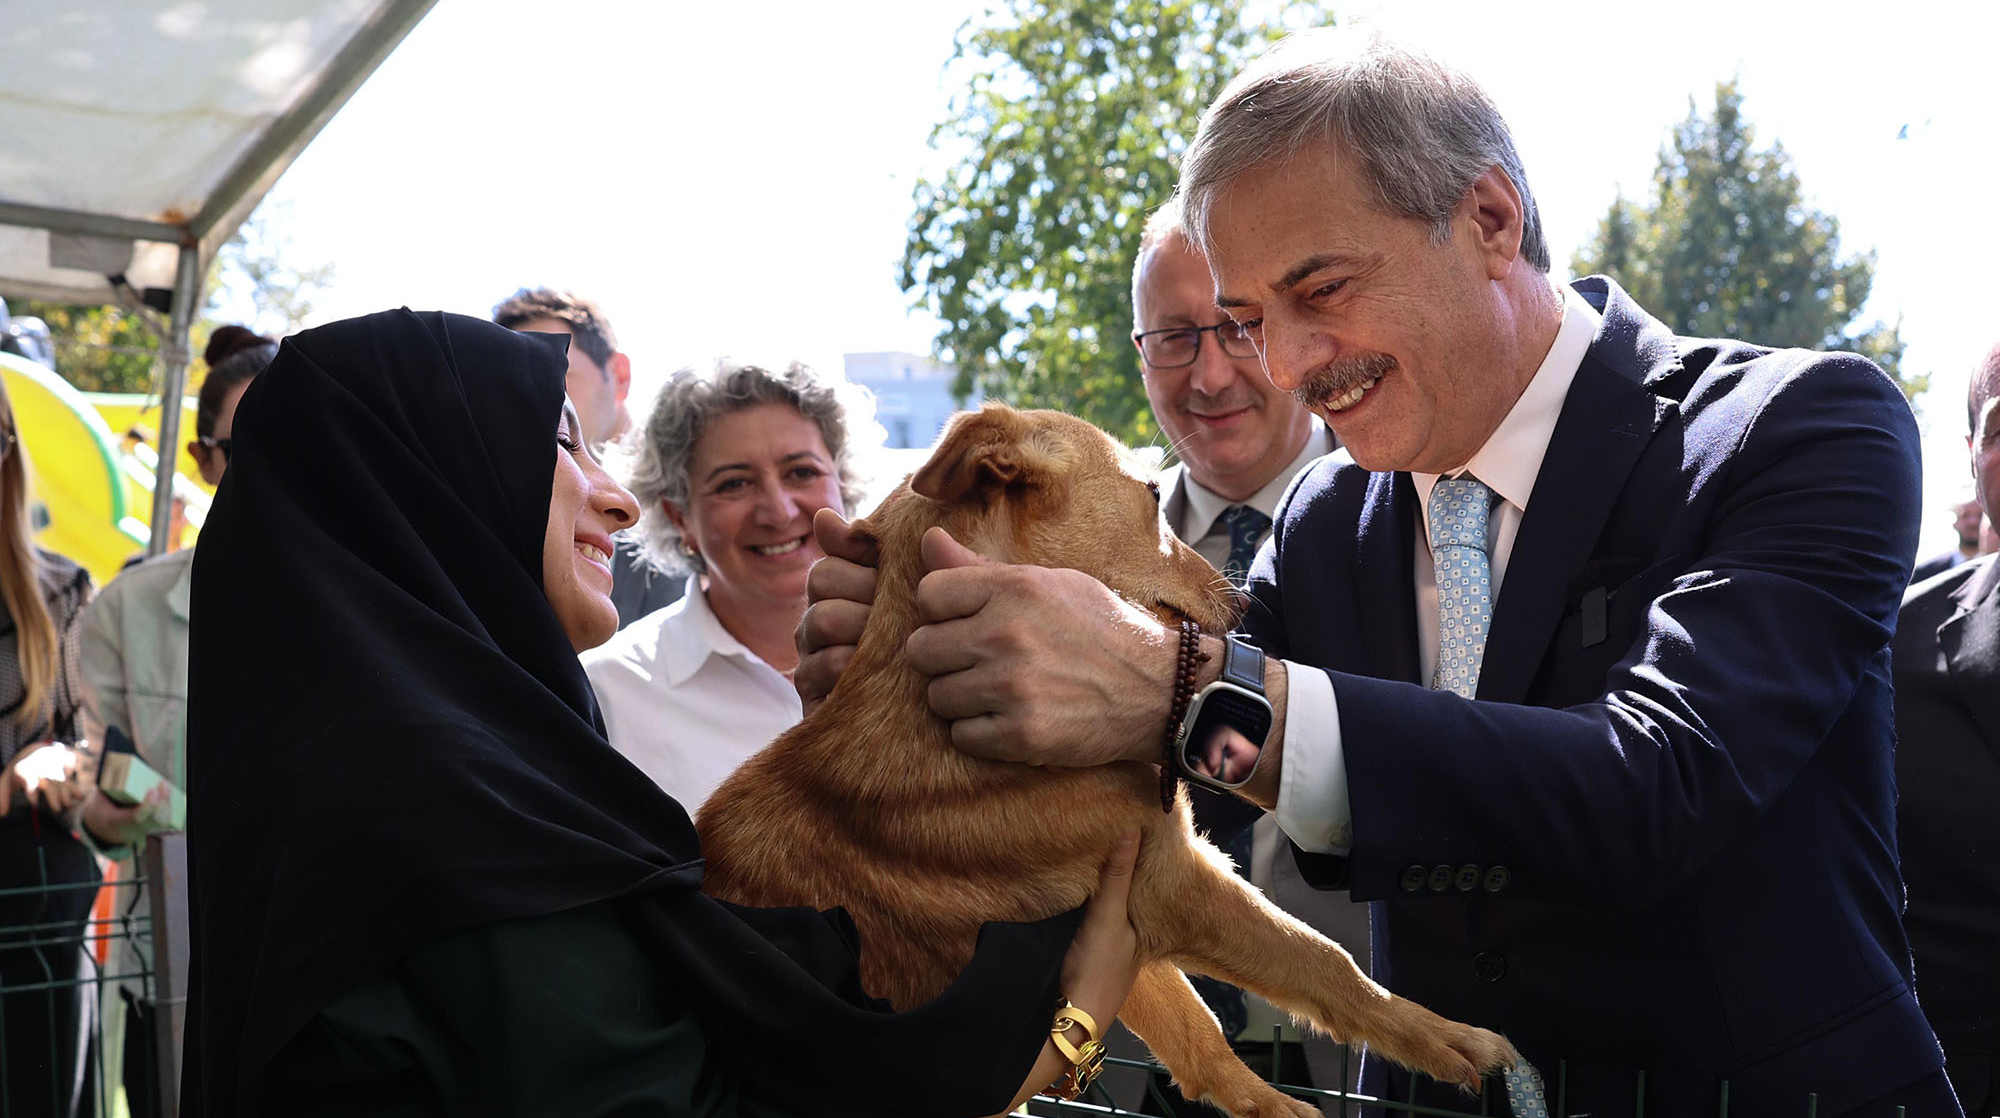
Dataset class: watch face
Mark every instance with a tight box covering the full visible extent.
[1178,684,1273,789]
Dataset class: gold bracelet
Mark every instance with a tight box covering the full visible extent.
[1049,999,1107,1101]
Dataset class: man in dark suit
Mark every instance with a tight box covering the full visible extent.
[1911,497,1984,584]
[797,29,1953,1118]
[1893,342,2000,1116]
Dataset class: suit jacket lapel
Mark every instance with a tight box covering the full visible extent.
[1159,463,1193,540]
[1939,557,2000,760]
[1477,352,1673,703]
[1357,471,1423,685]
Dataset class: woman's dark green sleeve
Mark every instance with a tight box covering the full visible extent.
[256,902,750,1118]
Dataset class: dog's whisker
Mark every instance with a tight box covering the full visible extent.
[1164,429,1205,460]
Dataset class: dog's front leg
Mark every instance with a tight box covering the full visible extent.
[1117,960,1322,1118]
[1143,853,1516,1095]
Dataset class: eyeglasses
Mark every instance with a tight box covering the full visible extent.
[198,435,233,462]
[1132,321,1259,369]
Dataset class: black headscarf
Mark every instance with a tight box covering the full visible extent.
[186,310,1078,1117]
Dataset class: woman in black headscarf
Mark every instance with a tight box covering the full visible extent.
[184,309,1138,1117]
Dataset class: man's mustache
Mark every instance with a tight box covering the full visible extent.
[1295,352,1397,411]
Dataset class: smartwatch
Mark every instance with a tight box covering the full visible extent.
[1173,635,1274,791]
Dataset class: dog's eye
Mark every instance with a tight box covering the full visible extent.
[1146,479,1161,506]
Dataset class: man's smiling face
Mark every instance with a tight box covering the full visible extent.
[1133,229,1312,501]
[1207,140,1520,476]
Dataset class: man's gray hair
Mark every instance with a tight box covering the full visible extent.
[625,358,873,576]
[1178,28,1549,273]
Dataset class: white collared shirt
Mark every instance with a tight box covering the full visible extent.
[1173,424,1337,572]
[1277,285,1603,854]
[580,586,801,811]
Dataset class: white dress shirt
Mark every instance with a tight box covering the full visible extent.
[1277,286,1603,854]
[1172,423,1338,571]
[580,586,801,811]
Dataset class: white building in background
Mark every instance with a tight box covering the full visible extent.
[843,351,979,450]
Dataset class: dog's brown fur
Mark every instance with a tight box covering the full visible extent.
[698,405,1516,1117]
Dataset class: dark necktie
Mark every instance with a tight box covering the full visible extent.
[1185,504,1272,1043]
[1220,505,1273,588]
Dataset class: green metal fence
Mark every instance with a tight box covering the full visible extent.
[1024,1043,1927,1118]
[0,832,185,1118]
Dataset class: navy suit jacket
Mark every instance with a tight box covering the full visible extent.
[1892,555,2000,1114]
[1242,277,1945,1115]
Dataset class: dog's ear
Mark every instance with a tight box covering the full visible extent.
[844,514,883,550]
[912,406,1069,505]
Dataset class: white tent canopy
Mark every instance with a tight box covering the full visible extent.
[0,0,433,551]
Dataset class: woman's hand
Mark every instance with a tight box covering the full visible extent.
[998,829,1144,1114]
[0,741,87,817]
[794,507,879,714]
[81,782,170,848]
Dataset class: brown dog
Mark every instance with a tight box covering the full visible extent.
[697,404,1517,1117]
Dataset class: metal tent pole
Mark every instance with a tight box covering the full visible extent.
[147,242,202,557]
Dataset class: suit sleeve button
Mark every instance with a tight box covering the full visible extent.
[1455,864,1481,891]
[1483,866,1511,893]
[1426,864,1454,892]
[1400,865,1428,893]
[1472,951,1508,983]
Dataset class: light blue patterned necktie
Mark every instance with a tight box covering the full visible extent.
[1426,476,1553,1117]
[1428,476,1494,699]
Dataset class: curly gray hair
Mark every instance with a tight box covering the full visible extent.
[625,358,872,575]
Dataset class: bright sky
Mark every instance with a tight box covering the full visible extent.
[264,0,2000,555]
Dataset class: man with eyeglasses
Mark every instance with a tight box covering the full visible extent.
[1132,200,1336,586]
[1117,199,1354,1111]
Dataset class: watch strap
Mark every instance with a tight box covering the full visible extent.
[1219,635,1265,693]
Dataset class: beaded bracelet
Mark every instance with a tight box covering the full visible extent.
[1160,618,1210,811]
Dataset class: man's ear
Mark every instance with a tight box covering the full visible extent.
[911,405,1072,506]
[607,352,633,403]
[1462,165,1526,279]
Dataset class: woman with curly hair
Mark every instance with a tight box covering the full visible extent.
[582,359,874,810]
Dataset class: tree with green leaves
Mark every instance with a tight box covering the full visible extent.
[1573,81,1918,398]
[901,0,1319,446]
[21,200,332,395]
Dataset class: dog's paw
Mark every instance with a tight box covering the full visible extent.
[1408,1019,1520,1095]
[1360,1001,1519,1095]
[1196,1080,1322,1118]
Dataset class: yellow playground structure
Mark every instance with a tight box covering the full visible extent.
[3,350,212,587]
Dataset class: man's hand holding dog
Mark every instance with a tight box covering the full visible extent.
[906,527,1178,767]
[799,510,1173,763]
[799,509,1286,808]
